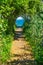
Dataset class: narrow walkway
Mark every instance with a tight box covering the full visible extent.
[7,28,36,65]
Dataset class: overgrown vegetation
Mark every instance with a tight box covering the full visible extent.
[0,0,43,65]
[0,16,13,65]
[23,14,43,64]
[23,0,43,65]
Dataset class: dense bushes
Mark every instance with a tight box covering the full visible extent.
[0,17,13,64]
[0,35,12,62]
[0,0,15,63]
[23,15,43,64]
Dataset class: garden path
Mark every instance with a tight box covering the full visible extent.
[8,28,36,65]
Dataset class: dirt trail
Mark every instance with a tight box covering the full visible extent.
[8,28,36,65]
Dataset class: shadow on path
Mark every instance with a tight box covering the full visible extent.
[7,59,37,65]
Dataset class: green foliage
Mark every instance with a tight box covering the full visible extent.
[0,0,43,64]
[23,15,43,64]
[0,18,8,32]
[0,17,13,64]
[0,35,12,63]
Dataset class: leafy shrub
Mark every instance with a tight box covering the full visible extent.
[23,15,43,64]
[0,17,13,64]
[0,35,12,63]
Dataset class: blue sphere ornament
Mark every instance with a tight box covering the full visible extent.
[16,17,25,27]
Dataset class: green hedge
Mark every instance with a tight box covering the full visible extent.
[0,35,12,62]
[0,17,13,64]
[23,15,43,64]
